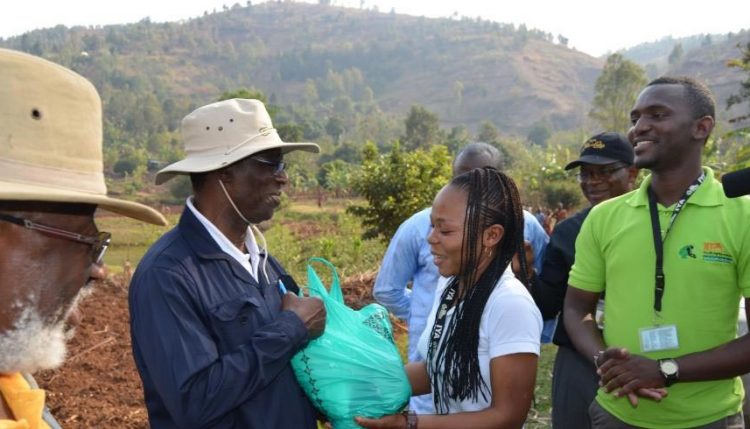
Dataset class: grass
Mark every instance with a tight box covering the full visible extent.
[97,196,555,426]
[528,344,556,429]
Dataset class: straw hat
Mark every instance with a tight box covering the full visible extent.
[155,98,319,185]
[0,48,166,226]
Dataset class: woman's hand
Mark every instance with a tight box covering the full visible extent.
[354,412,406,429]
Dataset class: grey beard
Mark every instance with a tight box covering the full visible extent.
[0,288,89,374]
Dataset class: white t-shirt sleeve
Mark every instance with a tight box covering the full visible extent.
[483,281,543,358]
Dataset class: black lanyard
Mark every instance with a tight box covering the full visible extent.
[647,172,705,313]
[427,279,459,360]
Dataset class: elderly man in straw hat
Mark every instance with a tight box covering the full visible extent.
[0,49,166,428]
[129,98,327,428]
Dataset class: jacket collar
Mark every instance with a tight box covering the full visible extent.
[177,207,261,285]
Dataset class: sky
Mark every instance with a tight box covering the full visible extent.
[2,0,748,57]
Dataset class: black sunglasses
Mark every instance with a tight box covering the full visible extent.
[250,156,286,176]
[0,213,111,265]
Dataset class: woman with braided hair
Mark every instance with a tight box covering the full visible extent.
[356,167,542,429]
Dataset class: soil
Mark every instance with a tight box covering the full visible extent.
[35,278,149,428]
[34,271,401,428]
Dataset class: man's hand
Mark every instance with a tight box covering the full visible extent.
[282,293,326,339]
[597,347,667,407]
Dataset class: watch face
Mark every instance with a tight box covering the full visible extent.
[661,360,678,375]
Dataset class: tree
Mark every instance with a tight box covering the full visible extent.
[725,42,750,170]
[727,41,750,127]
[325,117,345,144]
[668,43,684,66]
[217,88,278,118]
[589,53,647,133]
[317,159,354,197]
[276,123,304,141]
[401,105,442,150]
[527,123,551,147]
[348,142,451,240]
[477,121,499,145]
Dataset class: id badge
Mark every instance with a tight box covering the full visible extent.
[639,325,679,353]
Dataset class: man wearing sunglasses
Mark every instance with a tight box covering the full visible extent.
[129,98,326,428]
[531,132,637,428]
[0,49,166,427]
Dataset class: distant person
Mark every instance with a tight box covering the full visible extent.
[565,76,750,428]
[129,99,326,428]
[549,202,569,232]
[373,142,549,413]
[531,132,637,428]
[0,48,166,427]
[534,206,546,226]
[357,167,542,428]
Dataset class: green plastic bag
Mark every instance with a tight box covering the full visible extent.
[292,258,411,429]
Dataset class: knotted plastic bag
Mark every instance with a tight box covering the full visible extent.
[292,258,411,429]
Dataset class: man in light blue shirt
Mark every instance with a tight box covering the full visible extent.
[373,142,549,413]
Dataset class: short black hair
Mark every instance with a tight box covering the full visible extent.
[647,76,715,119]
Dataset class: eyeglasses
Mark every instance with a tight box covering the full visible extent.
[0,213,111,265]
[576,164,628,183]
[250,156,286,176]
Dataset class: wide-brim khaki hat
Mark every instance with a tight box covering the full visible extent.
[155,98,319,185]
[0,48,167,226]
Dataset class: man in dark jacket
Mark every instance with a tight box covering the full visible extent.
[532,132,637,428]
[129,99,326,429]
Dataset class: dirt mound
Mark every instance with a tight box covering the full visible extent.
[34,272,396,428]
[35,279,148,428]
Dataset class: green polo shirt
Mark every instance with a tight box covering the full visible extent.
[570,167,750,429]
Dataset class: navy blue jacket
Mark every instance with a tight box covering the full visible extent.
[129,208,317,428]
[531,208,591,348]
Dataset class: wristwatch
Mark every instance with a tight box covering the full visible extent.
[658,358,679,387]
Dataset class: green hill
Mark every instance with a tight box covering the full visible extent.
[0,2,601,138]
[1,1,747,178]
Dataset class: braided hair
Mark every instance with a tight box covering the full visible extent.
[428,167,529,413]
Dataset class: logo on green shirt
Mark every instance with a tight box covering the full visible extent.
[702,242,734,264]
[679,244,697,259]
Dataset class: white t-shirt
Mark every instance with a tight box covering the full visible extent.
[417,267,542,413]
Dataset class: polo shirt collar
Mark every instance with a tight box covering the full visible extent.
[626,167,723,208]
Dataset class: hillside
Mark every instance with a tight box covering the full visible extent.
[622,30,750,125]
[665,31,750,125]
[1,1,747,176]
[0,2,601,137]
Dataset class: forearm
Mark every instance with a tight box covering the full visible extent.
[373,286,411,320]
[414,408,527,429]
[563,288,605,364]
[676,334,750,382]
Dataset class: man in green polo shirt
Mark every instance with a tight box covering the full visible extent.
[564,76,750,429]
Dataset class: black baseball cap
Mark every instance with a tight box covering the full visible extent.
[564,132,634,170]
